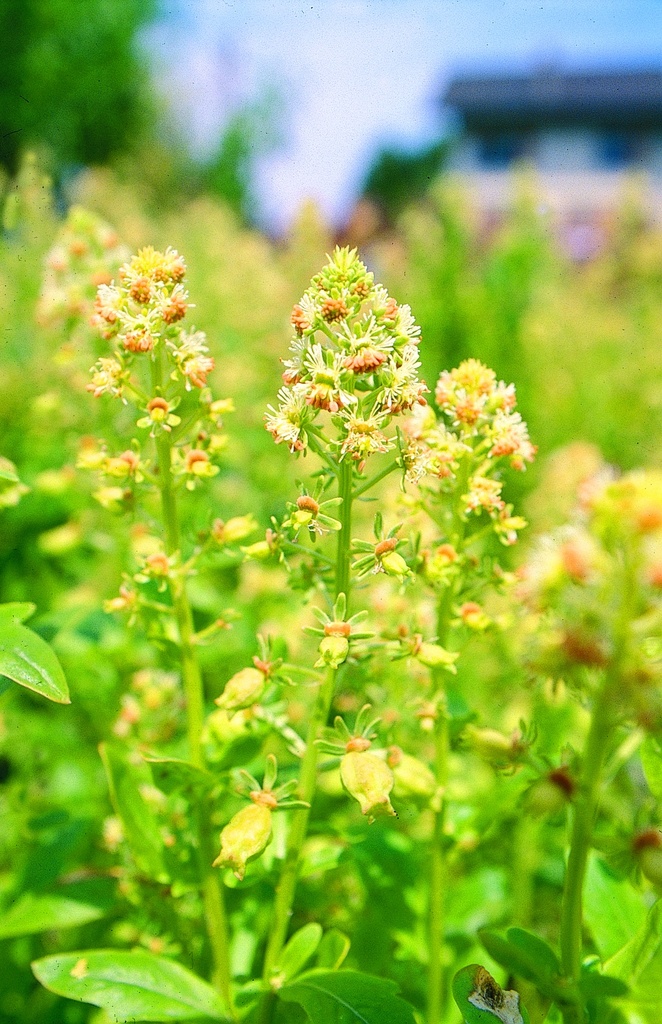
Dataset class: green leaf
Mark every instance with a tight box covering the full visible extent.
[273,924,323,984]
[143,755,215,796]
[0,617,69,703]
[605,902,662,1024]
[640,737,662,798]
[280,969,417,1024]
[99,743,168,882]
[479,930,558,995]
[32,948,230,1022]
[0,880,115,939]
[452,965,531,1024]
[0,459,19,483]
[0,602,36,623]
[315,929,351,971]
[578,968,628,1001]
[584,855,647,959]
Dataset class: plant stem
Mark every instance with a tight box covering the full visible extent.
[259,457,353,1020]
[427,583,455,1024]
[558,676,614,1023]
[352,459,399,500]
[151,356,233,1010]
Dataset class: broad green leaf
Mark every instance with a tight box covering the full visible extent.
[0,879,115,939]
[100,743,167,882]
[280,969,417,1024]
[273,924,323,984]
[578,969,628,1001]
[606,900,662,984]
[32,948,230,1022]
[505,929,559,980]
[315,929,351,971]
[0,602,36,623]
[452,965,531,1024]
[640,737,662,798]
[604,902,662,1024]
[143,755,214,796]
[0,617,69,703]
[584,855,647,959]
[479,930,557,995]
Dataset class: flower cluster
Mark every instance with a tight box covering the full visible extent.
[265,247,427,466]
[403,359,535,541]
[36,207,129,331]
[520,468,662,727]
[88,246,216,400]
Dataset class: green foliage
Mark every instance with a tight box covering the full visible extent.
[2,161,662,1024]
[279,970,417,1024]
[0,0,157,173]
[32,948,230,1022]
[0,600,69,703]
[361,140,449,223]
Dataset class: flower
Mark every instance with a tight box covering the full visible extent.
[87,357,126,399]
[265,385,311,453]
[136,396,181,435]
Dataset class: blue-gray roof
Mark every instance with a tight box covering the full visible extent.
[444,68,662,131]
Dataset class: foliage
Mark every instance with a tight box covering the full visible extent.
[0,160,661,1024]
[0,0,157,174]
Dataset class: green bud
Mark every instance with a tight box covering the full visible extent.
[215,667,266,712]
[465,725,524,767]
[634,830,662,886]
[241,540,271,560]
[416,642,459,671]
[381,551,410,578]
[213,803,272,880]
[203,708,250,745]
[218,515,257,543]
[525,769,574,817]
[387,746,437,801]
[315,635,349,669]
[340,750,396,822]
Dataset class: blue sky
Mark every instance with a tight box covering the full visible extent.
[147,1,662,230]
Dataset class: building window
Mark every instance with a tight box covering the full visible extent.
[598,133,638,169]
[478,134,525,169]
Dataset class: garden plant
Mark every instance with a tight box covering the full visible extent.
[0,163,661,1024]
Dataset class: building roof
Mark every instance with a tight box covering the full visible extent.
[444,67,662,132]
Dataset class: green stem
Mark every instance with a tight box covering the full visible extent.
[259,457,353,1020]
[151,355,233,1010]
[352,460,399,500]
[428,453,470,1024]
[427,585,455,1024]
[335,460,353,602]
[558,676,614,1023]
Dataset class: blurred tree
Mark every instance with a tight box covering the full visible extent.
[202,90,284,224]
[361,140,449,223]
[0,0,156,173]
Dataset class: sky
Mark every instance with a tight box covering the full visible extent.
[147,0,662,231]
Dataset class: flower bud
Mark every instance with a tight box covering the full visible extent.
[381,551,410,578]
[212,515,257,544]
[340,750,396,822]
[526,767,575,817]
[416,642,458,671]
[213,804,272,880]
[459,601,489,630]
[315,635,349,669]
[215,667,266,712]
[465,725,525,767]
[633,829,662,886]
[387,746,437,801]
[241,540,272,560]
